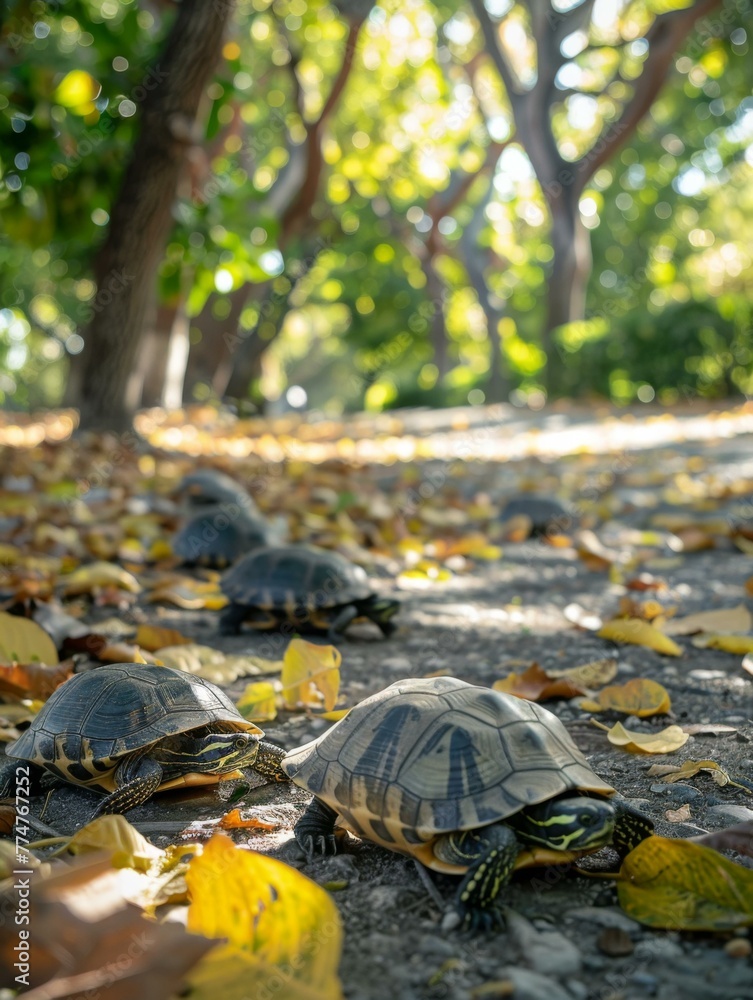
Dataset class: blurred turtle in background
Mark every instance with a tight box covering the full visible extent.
[500,494,577,538]
[173,469,276,568]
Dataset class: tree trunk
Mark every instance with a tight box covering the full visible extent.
[131,301,180,408]
[182,285,250,404]
[544,195,592,390]
[70,0,232,430]
[223,290,290,400]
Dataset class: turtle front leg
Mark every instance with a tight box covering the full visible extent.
[325,604,359,643]
[435,822,521,931]
[92,755,164,817]
[294,797,339,857]
[612,798,654,857]
[0,759,46,800]
[219,602,251,635]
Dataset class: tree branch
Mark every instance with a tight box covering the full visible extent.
[280,17,365,236]
[573,0,722,190]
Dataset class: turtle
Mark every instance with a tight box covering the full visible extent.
[0,663,287,817]
[173,470,272,568]
[500,494,576,537]
[219,544,399,641]
[282,676,654,929]
[177,469,260,512]
[173,508,274,568]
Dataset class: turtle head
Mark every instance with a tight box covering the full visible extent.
[154,731,261,774]
[364,597,400,637]
[512,795,615,852]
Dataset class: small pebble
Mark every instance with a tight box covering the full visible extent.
[649,782,702,802]
[725,937,753,959]
[597,927,634,957]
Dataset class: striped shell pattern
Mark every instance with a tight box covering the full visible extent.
[282,676,614,865]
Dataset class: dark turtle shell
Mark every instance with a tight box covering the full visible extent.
[173,508,273,567]
[178,469,259,512]
[282,676,614,871]
[500,494,575,535]
[5,663,262,788]
[220,544,372,611]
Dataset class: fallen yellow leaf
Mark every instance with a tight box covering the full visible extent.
[617,836,753,930]
[281,638,341,712]
[592,719,688,753]
[157,644,282,683]
[236,681,278,722]
[136,624,191,651]
[62,561,141,595]
[597,618,682,656]
[186,833,343,999]
[691,634,753,654]
[662,604,752,636]
[67,814,164,871]
[582,678,672,717]
[0,612,58,666]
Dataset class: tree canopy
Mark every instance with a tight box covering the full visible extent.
[1,0,751,425]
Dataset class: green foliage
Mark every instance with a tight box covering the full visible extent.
[1,0,752,411]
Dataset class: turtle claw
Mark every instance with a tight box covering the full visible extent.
[448,902,504,935]
[295,831,338,860]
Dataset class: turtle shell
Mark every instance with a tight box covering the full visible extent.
[173,508,272,567]
[220,545,373,611]
[178,469,258,510]
[5,663,262,791]
[282,676,614,872]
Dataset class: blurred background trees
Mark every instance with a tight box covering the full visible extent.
[1,0,752,428]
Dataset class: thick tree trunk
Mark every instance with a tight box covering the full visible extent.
[70,0,232,430]
[544,196,592,390]
[223,291,290,400]
[423,255,449,380]
[182,285,251,404]
[131,301,180,408]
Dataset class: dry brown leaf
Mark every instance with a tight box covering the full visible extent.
[581,678,672,716]
[665,804,692,823]
[649,759,752,792]
[218,808,279,831]
[668,528,715,553]
[493,663,585,701]
[663,603,752,636]
[0,805,14,836]
[0,854,214,995]
[546,657,618,689]
[0,659,73,699]
[626,573,667,592]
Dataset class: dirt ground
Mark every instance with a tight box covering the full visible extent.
[6,405,753,1000]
